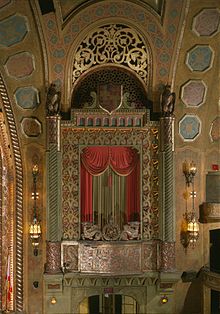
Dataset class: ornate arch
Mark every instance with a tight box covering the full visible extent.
[65,19,153,110]
[0,74,23,312]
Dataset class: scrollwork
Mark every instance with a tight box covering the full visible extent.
[72,24,149,86]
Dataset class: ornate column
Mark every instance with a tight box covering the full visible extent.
[159,115,175,270]
[45,114,61,273]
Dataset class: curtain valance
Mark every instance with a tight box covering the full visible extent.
[81,146,139,176]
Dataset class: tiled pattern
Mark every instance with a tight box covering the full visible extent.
[179,114,201,141]
[0,15,28,47]
[193,8,220,37]
[14,86,39,109]
[186,45,213,72]
[5,52,35,79]
[21,117,42,137]
[181,80,206,107]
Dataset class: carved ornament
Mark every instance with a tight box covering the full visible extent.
[72,24,149,86]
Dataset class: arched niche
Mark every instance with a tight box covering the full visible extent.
[71,65,152,111]
[64,21,153,112]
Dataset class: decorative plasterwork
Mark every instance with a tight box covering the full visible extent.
[0,15,28,47]
[210,116,220,142]
[39,0,184,96]
[57,0,164,24]
[72,24,150,87]
[61,239,175,274]
[14,86,40,110]
[181,80,207,107]
[192,8,220,37]
[5,52,35,79]
[61,273,158,288]
[179,114,201,142]
[71,67,148,110]
[61,126,159,241]
[186,45,214,72]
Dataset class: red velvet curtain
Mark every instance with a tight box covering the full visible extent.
[80,146,140,223]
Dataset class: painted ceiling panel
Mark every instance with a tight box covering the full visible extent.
[59,0,164,21]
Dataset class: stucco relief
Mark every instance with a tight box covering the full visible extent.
[63,244,78,271]
[80,243,141,274]
[46,241,61,274]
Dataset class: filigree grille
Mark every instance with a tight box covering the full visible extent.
[72,68,150,109]
[72,24,150,86]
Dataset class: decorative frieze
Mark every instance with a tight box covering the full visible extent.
[80,243,141,274]
[61,240,173,274]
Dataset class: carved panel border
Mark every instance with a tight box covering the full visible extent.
[62,241,159,274]
[61,126,159,241]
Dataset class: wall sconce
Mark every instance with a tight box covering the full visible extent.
[50,296,57,305]
[181,160,199,249]
[29,165,41,256]
[160,295,168,304]
[182,160,196,186]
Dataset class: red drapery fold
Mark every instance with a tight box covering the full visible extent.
[80,146,140,223]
